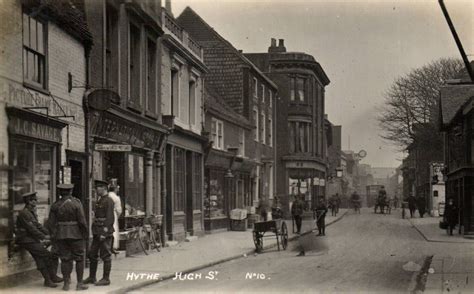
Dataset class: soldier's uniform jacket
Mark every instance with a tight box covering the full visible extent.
[92,195,115,237]
[291,199,304,216]
[49,196,88,240]
[16,207,48,244]
[315,203,328,218]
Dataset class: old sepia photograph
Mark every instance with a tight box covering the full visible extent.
[0,0,473,292]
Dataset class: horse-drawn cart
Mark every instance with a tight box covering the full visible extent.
[252,219,289,253]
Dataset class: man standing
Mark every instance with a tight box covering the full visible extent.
[84,180,115,286]
[407,194,417,218]
[291,195,304,234]
[48,184,89,291]
[108,179,122,253]
[15,192,60,288]
[329,194,338,217]
[444,198,458,236]
[417,196,426,218]
[315,198,328,236]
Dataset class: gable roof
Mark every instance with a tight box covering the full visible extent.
[439,84,474,127]
[204,85,253,130]
[25,0,93,50]
[176,6,277,90]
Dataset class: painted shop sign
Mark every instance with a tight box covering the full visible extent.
[95,144,132,152]
[91,111,163,150]
[8,116,62,143]
[0,78,84,125]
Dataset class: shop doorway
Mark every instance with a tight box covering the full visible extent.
[186,151,193,235]
[66,151,88,220]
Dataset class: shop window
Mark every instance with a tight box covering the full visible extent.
[10,140,55,224]
[269,165,274,200]
[129,22,141,107]
[173,148,185,211]
[192,153,202,210]
[211,118,224,150]
[105,4,118,91]
[146,37,157,114]
[253,107,259,141]
[124,154,145,216]
[207,170,225,217]
[22,12,47,90]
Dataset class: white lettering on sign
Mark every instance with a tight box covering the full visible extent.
[94,144,132,152]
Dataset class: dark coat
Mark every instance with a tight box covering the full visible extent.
[444,203,458,225]
[291,199,304,216]
[407,196,417,209]
[315,203,328,219]
[15,207,48,244]
[92,195,115,237]
[48,195,88,240]
[416,197,426,211]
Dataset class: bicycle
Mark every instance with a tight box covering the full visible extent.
[140,214,163,255]
[124,225,148,256]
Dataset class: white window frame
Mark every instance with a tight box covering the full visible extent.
[269,91,272,108]
[261,111,266,144]
[211,118,224,150]
[253,78,258,99]
[253,107,259,142]
[261,84,265,103]
[268,117,273,147]
[238,129,245,157]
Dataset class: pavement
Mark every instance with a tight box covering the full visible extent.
[407,215,474,293]
[6,209,348,293]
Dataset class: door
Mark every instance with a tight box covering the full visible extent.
[186,151,193,235]
[66,151,88,221]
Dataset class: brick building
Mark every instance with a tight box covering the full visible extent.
[244,39,330,215]
[177,8,277,214]
[0,0,92,280]
[83,0,170,245]
[160,4,208,241]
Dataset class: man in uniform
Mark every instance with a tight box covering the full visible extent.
[84,180,115,286]
[315,198,328,236]
[291,195,305,234]
[15,192,61,288]
[48,184,88,291]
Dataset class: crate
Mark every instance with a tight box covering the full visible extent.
[230,219,247,231]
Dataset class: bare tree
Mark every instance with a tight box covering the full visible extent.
[378,58,464,149]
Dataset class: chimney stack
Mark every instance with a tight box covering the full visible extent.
[165,0,172,15]
[268,38,286,53]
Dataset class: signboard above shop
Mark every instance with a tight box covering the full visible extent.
[95,144,132,152]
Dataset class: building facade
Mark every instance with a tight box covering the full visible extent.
[0,0,92,280]
[83,0,170,243]
[177,8,277,217]
[244,38,330,216]
[161,6,207,241]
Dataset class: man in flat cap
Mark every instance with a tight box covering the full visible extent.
[15,192,61,288]
[84,180,115,286]
[48,184,88,291]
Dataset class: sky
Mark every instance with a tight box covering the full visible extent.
[171,0,473,168]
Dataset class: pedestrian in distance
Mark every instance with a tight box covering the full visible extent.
[315,198,328,236]
[84,180,115,286]
[417,196,426,218]
[393,195,399,209]
[15,192,62,288]
[108,179,122,255]
[291,195,305,234]
[351,191,361,214]
[48,184,89,291]
[407,195,417,218]
[329,194,338,217]
[444,198,458,236]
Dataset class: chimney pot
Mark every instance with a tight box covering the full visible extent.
[278,39,284,47]
[271,38,276,47]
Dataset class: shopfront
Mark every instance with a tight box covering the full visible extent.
[90,105,168,235]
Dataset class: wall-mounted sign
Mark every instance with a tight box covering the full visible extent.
[95,144,132,152]
[8,116,62,143]
[60,166,71,184]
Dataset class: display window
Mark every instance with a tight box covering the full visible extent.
[205,169,226,218]
[124,153,145,216]
[10,139,56,224]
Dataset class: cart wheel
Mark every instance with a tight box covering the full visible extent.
[253,231,263,253]
[281,222,288,250]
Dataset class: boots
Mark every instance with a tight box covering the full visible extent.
[49,258,64,283]
[76,261,88,291]
[83,261,97,284]
[95,260,111,286]
[40,268,58,288]
[61,261,73,291]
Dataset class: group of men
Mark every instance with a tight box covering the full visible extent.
[406,194,427,218]
[291,196,328,236]
[15,180,118,291]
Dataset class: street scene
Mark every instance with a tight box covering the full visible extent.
[0,0,473,293]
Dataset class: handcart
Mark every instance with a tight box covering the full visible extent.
[252,219,288,253]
